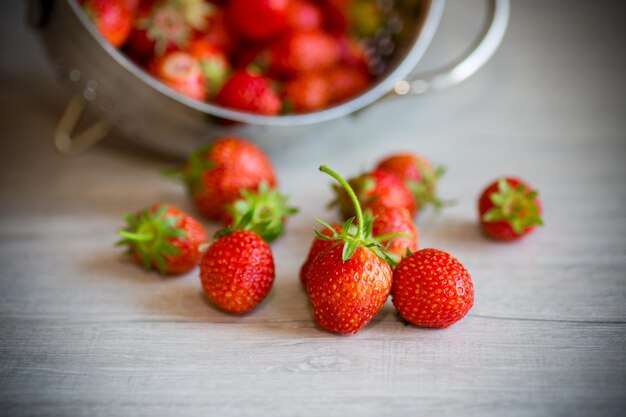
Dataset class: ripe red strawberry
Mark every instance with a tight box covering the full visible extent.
[330,169,416,220]
[171,137,277,221]
[283,72,331,113]
[82,0,133,47]
[287,0,323,31]
[299,224,343,289]
[370,206,418,263]
[222,181,298,243]
[307,166,395,334]
[186,39,230,96]
[200,230,275,313]
[215,70,282,115]
[150,50,207,101]
[376,153,446,212]
[336,35,370,70]
[326,65,370,103]
[269,30,340,76]
[116,204,208,274]
[226,0,290,41]
[479,177,544,241]
[195,9,237,53]
[321,0,352,34]
[392,248,474,328]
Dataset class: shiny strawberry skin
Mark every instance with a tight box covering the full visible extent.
[82,0,133,47]
[226,0,290,41]
[284,72,331,113]
[307,244,393,334]
[478,177,543,241]
[182,137,277,220]
[370,206,418,262]
[215,70,282,115]
[200,230,275,314]
[333,169,416,220]
[151,51,207,101]
[392,248,474,328]
[269,30,340,76]
[299,224,343,289]
[377,153,433,184]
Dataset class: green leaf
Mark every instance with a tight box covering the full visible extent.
[342,241,358,261]
[482,207,505,222]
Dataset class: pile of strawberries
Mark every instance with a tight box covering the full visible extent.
[78,0,398,114]
[117,136,544,334]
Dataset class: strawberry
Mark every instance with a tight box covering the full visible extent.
[336,35,370,70]
[170,137,277,221]
[222,181,298,243]
[325,65,370,103]
[376,153,447,212]
[226,0,290,41]
[299,224,343,289]
[283,72,331,113]
[195,9,237,54]
[370,206,418,263]
[330,169,416,220]
[150,50,207,101]
[392,248,474,328]
[287,0,323,31]
[269,30,340,76]
[116,204,208,274]
[186,39,230,96]
[306,166,395,334]
[127,0,213,58]
[321,0,352,34]
[479,177,544,241]
[200,229,275,314]
[215,70,282,115]
[82,0,133,47]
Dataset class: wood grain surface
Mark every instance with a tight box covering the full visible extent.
[1,1,625,416]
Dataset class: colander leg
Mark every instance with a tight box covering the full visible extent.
[54,95,110,156]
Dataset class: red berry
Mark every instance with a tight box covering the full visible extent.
[331,169,416,220]
[306,166,397,335]
[82,0,133,47]
[186,38,230,96]
[150,51,207,101]
[226,0,290,41]
[299,224,343,289]
[287,0,323,31]
[117,204,208,275]
[269,30,340,76]
[376,153,446,212]
[478,177,544,241]
[307,244,392,334]
[200,230,275,314]
[370,206,418,263]
[283,72,331,113]
[215,70,282,115]
[326,65,370,104]
[392,249,474,328]
[176,137,277,221]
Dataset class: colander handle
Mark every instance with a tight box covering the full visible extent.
[55,95,110,156]
[392,0,510,96]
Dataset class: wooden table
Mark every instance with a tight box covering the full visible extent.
[1,1,625,416]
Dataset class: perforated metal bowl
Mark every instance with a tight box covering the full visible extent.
[29,0,509,156]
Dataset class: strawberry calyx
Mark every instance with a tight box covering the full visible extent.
[483,178,544,235]
[319,166,397,266]
[137,2,192,56]
[406,165,449,210]
[116,205,188,274]
[163,143,216,195]
[224,181,298,242]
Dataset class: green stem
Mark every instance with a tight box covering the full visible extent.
[117,230,154,241]
[320,166,364,241]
